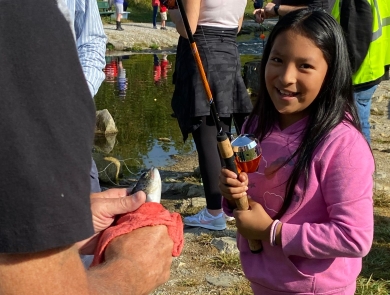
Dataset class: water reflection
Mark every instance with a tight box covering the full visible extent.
[153,54,172,86]
[103,56,129,99]
[94,54,195,176]
[94,51,260,177]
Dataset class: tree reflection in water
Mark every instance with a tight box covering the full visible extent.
[95,54,194,177]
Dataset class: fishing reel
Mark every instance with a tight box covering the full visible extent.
[229,134,262,174]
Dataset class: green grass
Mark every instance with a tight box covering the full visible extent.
[149,43,160,50]
[176,278,201,287]
[221,280,253,295]
[209,253,242,270]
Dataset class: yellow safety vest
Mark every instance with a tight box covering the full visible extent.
[332,0,387,85]
[382,0,390,66]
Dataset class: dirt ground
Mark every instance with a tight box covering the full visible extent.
[147,80,390,295]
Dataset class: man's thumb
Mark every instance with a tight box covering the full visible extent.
[109,191,147,216]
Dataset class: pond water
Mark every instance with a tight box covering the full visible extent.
[94,36,264,177]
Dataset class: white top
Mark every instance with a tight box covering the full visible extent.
[198,0,247,28]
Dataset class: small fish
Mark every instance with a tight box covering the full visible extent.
[126,167,162,203]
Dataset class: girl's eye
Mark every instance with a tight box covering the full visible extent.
[269,57,282,63]
[300,63,314,69]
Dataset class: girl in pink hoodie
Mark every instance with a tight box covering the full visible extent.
[220,9,374,295]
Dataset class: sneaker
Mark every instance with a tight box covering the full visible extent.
[184,208,226,230]
[224,213,235,222]
[153,26,158,29]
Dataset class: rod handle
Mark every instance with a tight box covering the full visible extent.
[217,133,263,253]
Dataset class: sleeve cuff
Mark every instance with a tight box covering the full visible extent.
[281,223,306,257]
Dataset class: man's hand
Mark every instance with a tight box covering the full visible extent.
[77,188,146,254]
[98,225,174,294]
[253,8,266,23]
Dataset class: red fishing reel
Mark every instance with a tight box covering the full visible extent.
[161,0,178,9]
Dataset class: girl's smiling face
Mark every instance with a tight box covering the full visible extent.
[265,30,328,130]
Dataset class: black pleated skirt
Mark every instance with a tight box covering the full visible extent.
[171,25,253,141]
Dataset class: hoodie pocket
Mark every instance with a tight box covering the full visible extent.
[239,237,315,293]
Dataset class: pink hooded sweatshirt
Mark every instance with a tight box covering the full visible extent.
[224,118,374,294]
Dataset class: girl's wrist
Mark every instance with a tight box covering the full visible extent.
[275,222,283,246]
[269,220,283,246]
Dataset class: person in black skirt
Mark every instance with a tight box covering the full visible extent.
[169,0,253,230]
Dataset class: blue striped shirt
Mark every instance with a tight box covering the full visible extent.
[66,0,107,97]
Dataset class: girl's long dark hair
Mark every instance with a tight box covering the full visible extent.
[244,9,362,219]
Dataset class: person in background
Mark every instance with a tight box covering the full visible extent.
[64,0,109,267]
[115,0,125,31]
[65,0,106,194]
[152,0,160,29]
[161,54,171,80]
[330,0,389,143]
[0,1,173,294]
[160,2,168,30]
[253,0,328,23]
[104,56,119,82]
[117,57,128,98]
[219,9,374,294]
[169,0,253,230]
[153,54,162,85]
[253,0,263,9]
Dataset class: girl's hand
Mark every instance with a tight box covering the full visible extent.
[234,198,273,241]
[219,168,248,203]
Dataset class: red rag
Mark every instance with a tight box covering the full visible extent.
[90,202,184,267]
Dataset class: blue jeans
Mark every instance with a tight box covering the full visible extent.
[354,85,378,144]
[152,5,158,27]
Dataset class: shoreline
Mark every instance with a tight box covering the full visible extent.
[103,20,277,54]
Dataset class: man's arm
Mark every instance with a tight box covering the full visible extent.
[0,2,172,294]
[0,226,173,295]
[71,0,107,97]
[263,2,305,18]
[262,0,327,19]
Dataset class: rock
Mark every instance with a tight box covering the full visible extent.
[243,59,262,96]
[94,133,117,154]
[193,166,201,178]
[187,185,205,197]
[96,109,118,135]
[205,274,240,287]
[211,237,239,254]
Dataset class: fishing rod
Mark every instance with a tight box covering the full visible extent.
[166,0,263,253]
